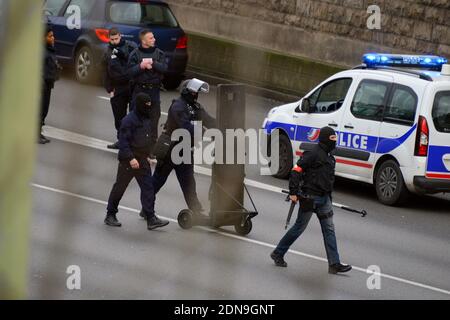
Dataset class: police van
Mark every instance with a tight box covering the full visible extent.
[262,54,450,205]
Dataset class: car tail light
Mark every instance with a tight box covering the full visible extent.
[176,35,187,49]
[415,116,429,157]
[95,29,110,43]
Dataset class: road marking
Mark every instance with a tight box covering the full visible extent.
[43,126,284,194]
[31,182,450,297]
[97,96,168,117]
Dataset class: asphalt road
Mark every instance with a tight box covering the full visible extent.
[28,75,450,299]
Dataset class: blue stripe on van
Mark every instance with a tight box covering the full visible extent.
[264,121,417,154]
[427,145,450,173]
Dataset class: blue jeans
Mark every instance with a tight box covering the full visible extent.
[274,194,340,266]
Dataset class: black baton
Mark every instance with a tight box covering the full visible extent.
[285,200,296,230]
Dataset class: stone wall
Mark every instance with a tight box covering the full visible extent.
[168,0,450,67]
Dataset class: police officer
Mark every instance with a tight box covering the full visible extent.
[103,28,137,149]
[105,93,169,231]
[270,127,352,274]
[148,79,216,217]
[39,25,61,144]
[128,29,168,155]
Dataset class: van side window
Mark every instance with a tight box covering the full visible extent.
[351,80,389,121]
[64,0,95,19]
[432,91,450,133]
[384,85,418,125]
[44,0,67,16]
[308,78,352,113]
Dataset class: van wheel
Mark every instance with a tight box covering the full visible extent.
[375,160,410,206]
[75,46,95,84]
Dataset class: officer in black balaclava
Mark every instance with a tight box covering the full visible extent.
[270,126,352,275]
[105,93,169,231]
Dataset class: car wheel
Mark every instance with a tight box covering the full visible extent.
[75,46,95,84]
[163,76,183,91]
[272,133,293,179]
[375,160,410,206]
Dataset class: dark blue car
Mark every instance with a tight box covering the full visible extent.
[44,0,188,89]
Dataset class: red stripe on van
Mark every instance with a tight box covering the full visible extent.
[426,173,450,179]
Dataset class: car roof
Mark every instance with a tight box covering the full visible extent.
[336,67,450,84]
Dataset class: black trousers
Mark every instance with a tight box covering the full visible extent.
[110,92,131,139]
[152,159,203,213]
[106,161,156,219]
[40,81,52,132]
[131,86,161,153]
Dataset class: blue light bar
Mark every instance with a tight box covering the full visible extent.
[363,53,448,70]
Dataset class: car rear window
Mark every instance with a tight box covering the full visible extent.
[432,91,450,133]
[108,2,178,28]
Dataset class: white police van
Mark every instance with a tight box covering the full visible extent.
[262,54,450,205]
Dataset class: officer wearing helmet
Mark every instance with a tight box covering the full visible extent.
[270,126,352,275]
[146,79,216,218]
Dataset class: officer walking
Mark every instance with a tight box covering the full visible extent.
[270,127,352,274]
[105,93,169,230]
[148,79,216,217]
[128,29,168,156]
[103,28,137,149]
[39,25,61,144]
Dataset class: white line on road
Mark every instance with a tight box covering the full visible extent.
[31,182,450,297]
[42,126,283,194]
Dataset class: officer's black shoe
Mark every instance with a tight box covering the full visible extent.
[139,210,147,220]
[328,263,352,274]
[147,216,169,230]
[107,141,120,149]
[104,214,122,227]
[270,251,288,268]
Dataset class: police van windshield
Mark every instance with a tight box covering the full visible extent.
[432,91,450,133]
[108,2,179,28]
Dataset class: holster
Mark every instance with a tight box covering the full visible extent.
[153,132,173,161]
[298,194,314,212]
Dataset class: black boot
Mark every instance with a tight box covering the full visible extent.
[107,141,120,149]
[328,263,352,274]
[104,214,122,227]
[270,251,288,267]
[147,215,169,230]
[139,210,147,220]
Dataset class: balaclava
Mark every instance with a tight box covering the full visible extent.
[319,126,337,153]
[135,93,152,118]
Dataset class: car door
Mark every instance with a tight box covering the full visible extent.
[292,77,354,160]
[427,88,450,180]
[378,82,422,172]
[339,74,394,179]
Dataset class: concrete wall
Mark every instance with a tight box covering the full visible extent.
[167,0,450,95]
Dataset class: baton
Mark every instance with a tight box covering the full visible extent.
[281,190,367,217]
[285,200,296,230]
